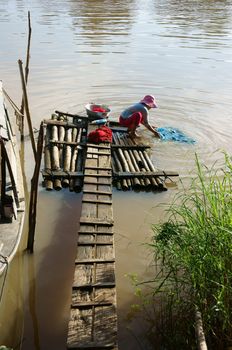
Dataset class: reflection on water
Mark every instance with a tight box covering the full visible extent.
[0,249,24,348]
[0,0,232,348]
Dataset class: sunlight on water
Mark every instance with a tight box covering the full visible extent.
[0,0,232,348]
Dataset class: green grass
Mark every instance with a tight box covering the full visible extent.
[131,153,232,349]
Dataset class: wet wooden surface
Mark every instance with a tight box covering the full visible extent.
[67,143,118,350]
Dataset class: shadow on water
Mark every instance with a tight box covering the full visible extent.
[21,190,82,350]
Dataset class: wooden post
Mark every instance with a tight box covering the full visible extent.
[73,128,84,193]
[18,59,36,160]
[27,122,44,253]
[20,11,32,140]
[44,127,53,191]
[195,308,208,350]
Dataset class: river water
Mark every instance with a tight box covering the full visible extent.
[0,0,232,349]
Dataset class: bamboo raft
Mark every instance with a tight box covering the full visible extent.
[42,114,179,193]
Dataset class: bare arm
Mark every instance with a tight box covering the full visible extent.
[142,121,160,138]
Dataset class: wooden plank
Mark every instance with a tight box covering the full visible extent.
[87,151,111,156]
[84,166,112,171]
[110,126,128,132]
[55,110,88,120]
[44,119,85,128]
[83,190,112,195]
[77,242,113,246]
[86,143,112,149]
[42,170,83,178]
[111,144,150,150]
[83,179,112,185]
[49,140,82,146]
[75,258,115,264]
[84,173,111,178]
[71,301,113,308]
[113,170,179,178]
[78,231,114,235]
[73,282,116,289]
[82,199,112,205]
[68,342,116,349]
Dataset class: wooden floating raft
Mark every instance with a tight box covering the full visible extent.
[42,113,179,193]
[67,143,118,350]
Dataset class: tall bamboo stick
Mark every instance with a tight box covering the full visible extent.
[20,11,32,140]
[27,122,44,253]
[18,59,36,160]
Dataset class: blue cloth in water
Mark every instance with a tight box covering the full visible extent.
[157,127,195,144]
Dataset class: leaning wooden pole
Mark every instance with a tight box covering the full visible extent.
[18,59,36,160]
[27,122,44,253]
[195,308,208,350]
[20,11,32,140]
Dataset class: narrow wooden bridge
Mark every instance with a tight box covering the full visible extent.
[67,142,117,349]
[41,111,179,350]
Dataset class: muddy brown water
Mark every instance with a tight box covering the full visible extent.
[0,0,232,349]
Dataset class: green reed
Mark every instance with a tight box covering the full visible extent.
[146,153,232,348]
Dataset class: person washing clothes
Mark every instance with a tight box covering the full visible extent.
[119,95,160,139]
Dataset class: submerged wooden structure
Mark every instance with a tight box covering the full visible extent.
[0,81,25,274]
[41,111,179,349]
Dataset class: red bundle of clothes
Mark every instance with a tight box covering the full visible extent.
[87,126,112,144]
[91,106,106,113]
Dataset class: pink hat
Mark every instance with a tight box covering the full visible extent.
[140,95,158,108]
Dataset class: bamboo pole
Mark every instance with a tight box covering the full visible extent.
[18,59,36,160]
[27,122,44,253]
[58,123,65,174]
[111,155,122,190]
[195,309,208,350]
[143,151,167,190]
[125,140,152,190]
[20,11,32,140]
[112,150,128,191]
[138,150,159,190]
[51,123,62,190]
[69,127,80,191]
[121,134,150,190]
[115,132,142,190]
[112,133,131,189]
[62,127,72,187]
[44,127,53,191]
[73,128,83,193]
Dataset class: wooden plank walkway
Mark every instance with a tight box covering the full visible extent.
[67,143,118,350]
